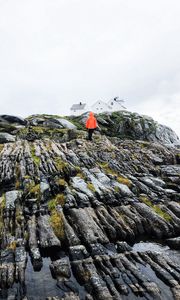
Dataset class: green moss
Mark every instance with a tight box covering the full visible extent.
[50,209,64,239]
[18,127,29,136]
[117,176,132,187]
[58,179,66,187]
[152,206,172,222]
[26,181,41,200]
[32,126,44,134]
[139,196,172,222]
[24,231,29,241]
[114,186,120,193]
[17,123,68,140]
[87,182,96,192]
[48,194,65,211]
[8,241,17,251]
[75,167,85,179]
[48,199,57,211]
[99,162,118,177]
[23,175,31,180]
[30,145,41,167]
[54,157,68,171]
[139,195,152,206]
[29,183,40,195]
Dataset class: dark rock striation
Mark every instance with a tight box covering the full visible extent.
[0,112,180,299]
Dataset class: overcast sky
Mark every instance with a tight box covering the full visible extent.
[0,0,180,136]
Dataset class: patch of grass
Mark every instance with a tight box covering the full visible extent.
[30,145,41,167]
[54,157,68,171]
[48,194,65,211]
[117,176,132,187]
[29,183,40,195]
[58,179,66,187]
[23,175,31,180]
[32,126,44,134]
[48,199,57,211]
[48,193,65,211]
[17,124,68,140]
[50,210,64,239]
[0,144,4,153]
[87,182,96,192]
[26,181,41,200]
[18,127,29,136]
[139,196,172,222]
[24,231,29,241]
[139,195,154,206]
[8,241,17,251]
[56,194,65,206]
[114,186,120,193]
[152,206,172,222]
[98,162,117,175]
[75,167,86,179]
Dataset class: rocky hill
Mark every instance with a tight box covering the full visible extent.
[0,111,180,300]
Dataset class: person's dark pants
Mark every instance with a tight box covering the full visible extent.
[88,129,94,141]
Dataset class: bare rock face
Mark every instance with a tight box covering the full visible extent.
[0,113,180,299]
[95,111,180,145]
[0,133,16,143]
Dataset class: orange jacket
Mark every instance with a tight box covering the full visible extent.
[86,112,98,129]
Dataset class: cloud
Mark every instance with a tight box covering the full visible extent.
[0,0,179,136]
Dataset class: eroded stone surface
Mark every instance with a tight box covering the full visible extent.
[0,113,180,299]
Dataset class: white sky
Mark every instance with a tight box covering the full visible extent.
[0,0,180,136]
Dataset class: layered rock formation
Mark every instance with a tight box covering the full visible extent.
[0,112,180,300]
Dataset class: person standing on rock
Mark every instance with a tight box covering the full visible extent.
[86,112,98,141]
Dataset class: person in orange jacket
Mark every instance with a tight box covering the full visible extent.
[85,112,98,141]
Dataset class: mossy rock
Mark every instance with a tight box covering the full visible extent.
[25,180,41,200]
[0,144,4,153]
[50,209,64,240]
[0,194,5,237]
[48,194,65,211]
[87,182,96,192]
[139,196,172,222]
[30,145,41,167]
[117,176,132,188]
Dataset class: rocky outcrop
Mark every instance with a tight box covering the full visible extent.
[0,132,16,143]
[93,111,179,145]
[0,113,180,299]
